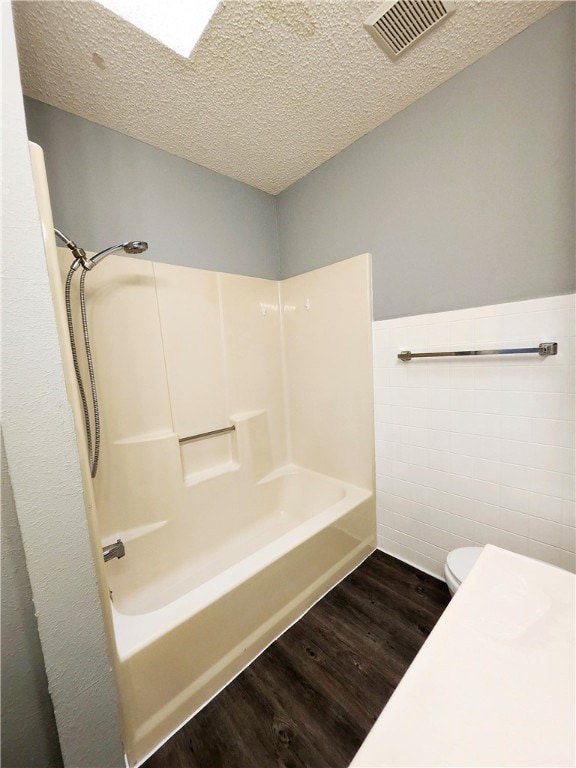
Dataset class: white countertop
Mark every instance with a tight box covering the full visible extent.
[350,545,576,767]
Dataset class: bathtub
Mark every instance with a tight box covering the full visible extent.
[105,464,375,766]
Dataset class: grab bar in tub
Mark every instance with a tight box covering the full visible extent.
[179,425,236,445]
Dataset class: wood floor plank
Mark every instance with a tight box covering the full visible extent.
[143,550,450,768]
[274,616,394,724]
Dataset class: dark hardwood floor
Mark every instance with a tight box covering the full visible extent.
[143,551,450,768]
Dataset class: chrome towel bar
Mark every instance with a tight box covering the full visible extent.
[398,342,558,362]
[179,425,236,444]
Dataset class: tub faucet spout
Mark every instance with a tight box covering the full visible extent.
[103,539,125,562]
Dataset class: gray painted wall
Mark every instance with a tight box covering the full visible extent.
[23,98,280,280]
[277,4,575,320]
[1,436,63,768]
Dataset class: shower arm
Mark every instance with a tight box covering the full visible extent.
[54,228,87,269]
[85,244,128,270]
[54,229,148,271]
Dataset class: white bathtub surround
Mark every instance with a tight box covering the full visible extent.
[44,212,375,765]
[351,545,576,767]
[373,294,576,578]
[281,257,375,487]
[111,466,373,761]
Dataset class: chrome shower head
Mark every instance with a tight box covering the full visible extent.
[54,229,149,270]
[86,240,149,269]
[122,241,148,255]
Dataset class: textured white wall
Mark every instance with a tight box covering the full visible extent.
[373,295,576,579]
[1,435,63,768]
[1,5,124,766]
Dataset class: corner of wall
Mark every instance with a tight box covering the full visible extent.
[2,5,125,765]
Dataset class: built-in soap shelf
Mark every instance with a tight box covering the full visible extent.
[180,410,273,486]
[180,418,238,486]
[184,460,240,487]
[102,520,167,546]
[113,431,177,445]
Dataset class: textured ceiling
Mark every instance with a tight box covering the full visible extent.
[13,0,561,194]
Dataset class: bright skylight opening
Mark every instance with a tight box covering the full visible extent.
[97,0,220,58]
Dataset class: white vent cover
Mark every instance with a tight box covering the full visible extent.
[365,1,455,59]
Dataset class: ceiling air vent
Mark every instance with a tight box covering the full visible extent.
[365,1,455,59]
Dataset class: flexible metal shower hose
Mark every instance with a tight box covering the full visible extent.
[65,264,100,478]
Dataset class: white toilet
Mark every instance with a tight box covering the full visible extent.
[444,546,483,596]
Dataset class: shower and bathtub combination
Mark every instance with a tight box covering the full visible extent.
[31,144,376,764]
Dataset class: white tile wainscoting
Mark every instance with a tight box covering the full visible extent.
[373,294,575,579]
